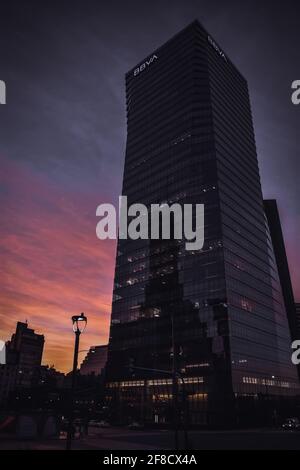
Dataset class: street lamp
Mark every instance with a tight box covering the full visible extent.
[170,311,189,450]
[66,312,87,450]
[72,312,87,334]
[170,312,179,450]
[264,375,276,396]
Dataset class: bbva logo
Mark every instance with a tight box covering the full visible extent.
[208,36,227,62]
[134,55,158,76]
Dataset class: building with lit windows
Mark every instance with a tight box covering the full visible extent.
[105,20,300,426]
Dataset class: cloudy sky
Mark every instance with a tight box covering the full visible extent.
[0,0,299,371]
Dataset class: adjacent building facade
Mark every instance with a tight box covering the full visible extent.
[105,20,299,425]
[80,345,108,376]
[264,200,298,342]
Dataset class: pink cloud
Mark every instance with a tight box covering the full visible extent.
[0,156,116,372]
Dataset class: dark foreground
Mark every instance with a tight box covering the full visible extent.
[1,426,300,450]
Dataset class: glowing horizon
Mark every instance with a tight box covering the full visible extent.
[0,155,115,372]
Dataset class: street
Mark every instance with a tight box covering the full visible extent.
[1,427,300,450]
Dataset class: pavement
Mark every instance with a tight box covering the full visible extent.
[1,426,300,450]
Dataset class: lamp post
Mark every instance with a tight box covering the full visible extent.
[263,375,275,427]
[66,312,87,450]
[170,312,179,451]
[170,311,189,450]
[264,375,275,397]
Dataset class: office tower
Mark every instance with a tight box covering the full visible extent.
[80,345,108,376]
[105,20,299,425]
[6,321,44,369]
[264,200,298,341]
[0,321,44,402]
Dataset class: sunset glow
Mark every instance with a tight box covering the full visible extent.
[1,155,116,372]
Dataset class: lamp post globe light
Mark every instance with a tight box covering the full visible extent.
[66,313,87,450]
[72,313,87,334]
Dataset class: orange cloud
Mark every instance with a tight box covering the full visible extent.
[0,156,116,372]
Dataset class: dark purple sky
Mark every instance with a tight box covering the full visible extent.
[0,0,299,370]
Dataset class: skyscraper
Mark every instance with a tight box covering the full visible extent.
[264,200,298,343]
[105,20,299,425]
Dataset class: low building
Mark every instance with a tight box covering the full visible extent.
[80,345,108,376]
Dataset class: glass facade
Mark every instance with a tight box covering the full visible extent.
[105,21,299,425]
